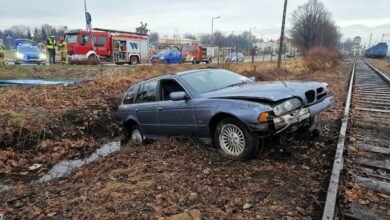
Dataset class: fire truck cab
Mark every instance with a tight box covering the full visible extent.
[65,28,148,65]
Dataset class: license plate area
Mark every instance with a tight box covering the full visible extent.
[273,108,310,129]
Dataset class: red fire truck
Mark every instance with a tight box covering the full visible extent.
[181,45,213,64]
[65,28,149,65]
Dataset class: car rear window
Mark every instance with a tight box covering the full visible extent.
[123,84,139,104]
[135,80,158,103]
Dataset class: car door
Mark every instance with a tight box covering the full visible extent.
[169,50,180,63]
[155,78,197,137]
[133,80,159,138]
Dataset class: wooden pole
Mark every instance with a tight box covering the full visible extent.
[277,0,288,69]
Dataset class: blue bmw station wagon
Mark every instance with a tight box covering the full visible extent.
[117,68,334,159]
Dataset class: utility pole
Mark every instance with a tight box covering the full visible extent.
[250,27,256,63]
[211,16,220,46]
[277,0,287,69]
[368,33,373,48]
[84,0,88,29]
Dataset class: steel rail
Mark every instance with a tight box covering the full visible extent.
[322,60,356,220]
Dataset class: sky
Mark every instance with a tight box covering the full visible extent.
[0,0,389,46]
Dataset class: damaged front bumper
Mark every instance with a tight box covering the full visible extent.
[249,95,334,134]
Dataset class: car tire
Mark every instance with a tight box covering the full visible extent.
[192,58,197,64]
[214,117,259,159]
[130,56,139,65]
[129,125,144,144]
[88,55,99,65]
[166,59,170,65]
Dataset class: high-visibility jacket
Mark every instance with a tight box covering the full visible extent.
[47,38,56,49]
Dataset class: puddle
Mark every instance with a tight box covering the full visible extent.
[0,79,81,87]
[38,141,121,182]
[0,141,121,192]
[0,184,14,192]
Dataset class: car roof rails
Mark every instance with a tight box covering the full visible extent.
[200,67,219,69]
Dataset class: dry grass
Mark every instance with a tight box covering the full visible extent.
[366,58,390,75]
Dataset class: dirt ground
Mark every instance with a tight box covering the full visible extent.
[0,59,352,219]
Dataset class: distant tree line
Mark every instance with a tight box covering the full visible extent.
[0,24,67,50]
[147,30,259,51]
[2,23,263,51]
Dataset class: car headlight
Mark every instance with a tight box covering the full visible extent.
[160,57,165,60]
[273,98,302,116]
[16,52,24,59]
[40,54,47,60]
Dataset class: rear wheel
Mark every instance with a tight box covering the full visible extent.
[130,56,139,65]
[192,58,197,64]
[214,117,259,159]
[166,59,170,65]
[129,125,144,144]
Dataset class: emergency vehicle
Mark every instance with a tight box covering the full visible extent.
[65,28,149,65]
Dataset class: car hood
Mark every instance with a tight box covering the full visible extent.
[200,80,326,104]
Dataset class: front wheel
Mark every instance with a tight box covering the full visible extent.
[88,55,99,65]
[214,117,259,159]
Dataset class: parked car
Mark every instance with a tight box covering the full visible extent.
[118,68,334,159]
[225,52,245,62]
[14,46,46,65]
[150,48,181,64]
[286,52,296,58]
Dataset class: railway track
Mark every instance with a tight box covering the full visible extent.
[323,59,390,219]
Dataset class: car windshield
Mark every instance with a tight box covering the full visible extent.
[17,46,41,54]
[180,69,253,94]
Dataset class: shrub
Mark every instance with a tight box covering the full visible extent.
[304,47,341,71]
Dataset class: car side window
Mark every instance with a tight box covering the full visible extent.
[123,84,139,105]
[159,79,186,101]
[135,80,158,103]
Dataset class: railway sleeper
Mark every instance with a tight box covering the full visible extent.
[343,202,390,220]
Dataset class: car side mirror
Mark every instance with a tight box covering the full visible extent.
[170,91,189,101]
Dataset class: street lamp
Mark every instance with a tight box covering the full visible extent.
[211,16,221,45]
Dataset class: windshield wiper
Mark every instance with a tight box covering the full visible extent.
[223,82,248,89]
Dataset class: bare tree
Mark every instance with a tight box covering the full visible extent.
[290,0,340,52]
[149,32,159,44]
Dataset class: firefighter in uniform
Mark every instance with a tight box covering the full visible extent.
[58,37,67,64]
[47,36,57,65]
[0,42,5,64]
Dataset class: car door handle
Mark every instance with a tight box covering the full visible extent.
[157,107,163,111]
